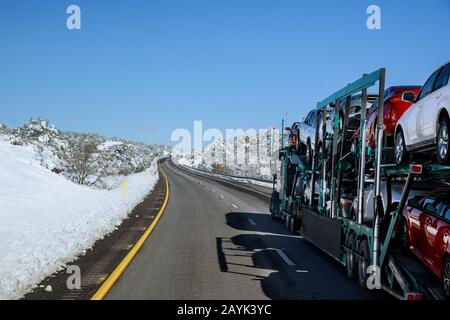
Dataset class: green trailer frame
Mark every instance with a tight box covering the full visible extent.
[287,69,447,299]
[270,144,311,232]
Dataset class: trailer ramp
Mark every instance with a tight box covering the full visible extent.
[385,249,445,300]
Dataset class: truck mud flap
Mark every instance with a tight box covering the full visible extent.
[302,208,342,259]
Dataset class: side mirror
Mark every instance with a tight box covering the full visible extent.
[407,197,421,209]
[402,91,416,103]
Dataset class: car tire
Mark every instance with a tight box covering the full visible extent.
[399,217,410,254]
[443,257,450,300]
[395,130,408,165]
[346,233,357,281]
[306,140,313,165]
[436,117,450,164]
[358,239,370,290]
[295,137,302,155]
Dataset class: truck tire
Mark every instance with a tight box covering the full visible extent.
[358,239,370,290]
[285,216,291,230]
[290,217,301,234]
[346,233,357,281]
[270,193,278,220]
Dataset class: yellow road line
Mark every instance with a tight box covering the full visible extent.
[90,160,170,300]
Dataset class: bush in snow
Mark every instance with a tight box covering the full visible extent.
[59,141,110,187]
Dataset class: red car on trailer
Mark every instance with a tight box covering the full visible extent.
[400,188,450,299]
[352,86,421,150]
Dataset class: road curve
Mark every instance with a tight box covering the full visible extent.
[106,159,387,300]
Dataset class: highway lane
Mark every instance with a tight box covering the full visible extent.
[106,159,387,300]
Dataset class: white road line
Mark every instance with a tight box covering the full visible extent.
[211,189,216,193]
[253,231,303,239]
[231,204,238,209]
[176,164,271,198]
[247,218,256,226]
[275,249,296,266]
[296,270,309,273]
[219,195,225,199]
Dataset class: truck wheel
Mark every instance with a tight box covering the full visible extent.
[395,130,408,165]
[437,117,450,164]
[346,233,357,281]
[358,239,370,290]
[443,257,450,300]
[270,194,278,220]
[285,216,292,230]
[290,217,301,233]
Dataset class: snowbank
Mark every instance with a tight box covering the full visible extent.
[0,137,159,299]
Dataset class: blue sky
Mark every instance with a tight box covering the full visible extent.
[0,0,449,145]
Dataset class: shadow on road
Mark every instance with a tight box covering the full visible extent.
[218,211,388,300]
[225,212,292,235]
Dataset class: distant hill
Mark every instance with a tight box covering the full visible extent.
[172,129,280,180]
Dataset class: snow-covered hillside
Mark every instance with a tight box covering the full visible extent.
[2,118,168,188]
[172,129,280,180]
[0,119,166,299]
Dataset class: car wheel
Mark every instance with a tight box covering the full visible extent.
[399,217,410,253]
[395,130,408,165]
[358,239,370,290]
[346,233,357,281]
[306,140,312,165]
[437,117,450,164]
[443,257,450,300]
[295,138,300,154]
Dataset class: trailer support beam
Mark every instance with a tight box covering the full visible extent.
[373,68,386,269]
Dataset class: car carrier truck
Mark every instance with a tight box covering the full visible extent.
[270,69,449,300]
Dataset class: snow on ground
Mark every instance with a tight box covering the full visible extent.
[0,137,159,299]
[98,140,124,151]
[176,157,194,168]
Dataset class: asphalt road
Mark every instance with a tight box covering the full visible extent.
[106,159,387,300]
